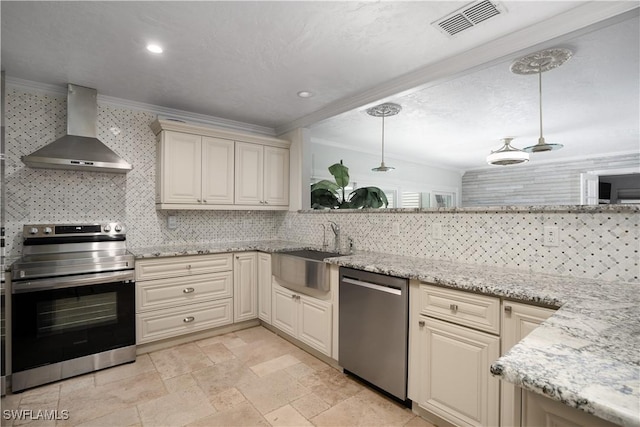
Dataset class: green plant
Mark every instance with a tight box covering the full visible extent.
[311,160,388,209]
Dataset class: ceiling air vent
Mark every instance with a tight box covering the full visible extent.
[433,0,504,37]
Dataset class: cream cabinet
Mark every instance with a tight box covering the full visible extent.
[501,301,556,427]
[271,282,332,356]
[522,390,619,427]
[156,131,234,206]
[135,254,234,344]
[233,252,258,322]
[409,282,500,427]
[235,142,289,206]
[151,119,290,210]
[257,252,272,323]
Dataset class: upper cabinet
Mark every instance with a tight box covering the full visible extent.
[235,142,289,206]
[151,119,290,210]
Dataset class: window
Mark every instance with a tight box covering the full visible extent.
[401,192,421,208]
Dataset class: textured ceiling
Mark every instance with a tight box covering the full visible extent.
[310,13,640,171]
[1,1,638,172]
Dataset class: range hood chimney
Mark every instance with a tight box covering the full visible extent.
[21,84,133,173]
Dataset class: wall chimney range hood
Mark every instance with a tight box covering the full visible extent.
[21,84,132,173]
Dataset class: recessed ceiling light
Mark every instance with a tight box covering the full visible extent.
[146,44,163,54]
[297,91,314,98]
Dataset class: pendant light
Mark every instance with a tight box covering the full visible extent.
[366,102,401,172]
[486,137,529,165]
[510,47,573,153]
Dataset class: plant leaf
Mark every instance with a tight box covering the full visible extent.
[311,188,339,209]
[328,161,349,188]
[348,187,388,209]
[311,180,340,194]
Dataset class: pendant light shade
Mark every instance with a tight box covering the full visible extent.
[487,137,529,165]
[366,102,401,172]
[510,48,573,153]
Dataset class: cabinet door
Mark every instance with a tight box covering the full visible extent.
[263,146,289,206]
[298,295,332,356]
[201,137,234,205]
[160,131,202,203]
[235,142,264,205]
[257,252,272,324]
[418,316,500,427]
[502,302,556,427]
[522,390,619,427]
[233,252,258,322]
[271,284,297,337]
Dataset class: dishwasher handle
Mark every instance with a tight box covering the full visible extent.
[341,277,402,295]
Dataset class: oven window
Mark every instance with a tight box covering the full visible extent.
[36,292,117,335]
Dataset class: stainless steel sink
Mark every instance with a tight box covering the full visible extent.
[271,249,346,298]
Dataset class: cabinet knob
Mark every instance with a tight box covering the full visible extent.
[183,287,195,294]
[183,316,195,323]
[418,320,425,327]
[197,199,201,203]
[264,200,269,205]
[203,199,207,203]
[186,265,192,270]
[450,304,458,313]
[504,305,512,314]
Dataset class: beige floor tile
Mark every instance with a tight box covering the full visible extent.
[192,359,257,397]
[12,384,61,427]
[264,404,312,427]
[94,354,156,386]
[195,333,246,349]
[250,354,300,377]
[290,393,331,419]
[162,373,199,394]
[59,373,96,396]
[298,368,364,406]
[1,393,22,426]
[137,388,216,427]
[199,342,237,364]
[284,362,316,380]
[234,326,281,344]
[403,415,438,427]
[149,343,213,380]
[74,406,141,427]
[209,387,247,411]
[238,370,311,415]
[228,337,299,368]
[311,388,415,426]
[185,401,269,427]
[56,371,166,427]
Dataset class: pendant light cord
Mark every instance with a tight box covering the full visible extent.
[381,113,386,163]
[538,67,544,142]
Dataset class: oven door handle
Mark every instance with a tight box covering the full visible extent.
[11,270,135,294]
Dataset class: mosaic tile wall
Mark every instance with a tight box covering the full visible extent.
[277,210,639,283]
[4,88,283,256]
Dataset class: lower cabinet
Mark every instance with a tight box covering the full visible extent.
[233,252,258,322]
[409,282,500,427]
[271,282,332,356]
[501,301,556,427]
[257,252,272,323]
[135,253,234,344]
[522,390,619,427]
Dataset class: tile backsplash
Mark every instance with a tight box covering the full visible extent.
[5,87,638,283]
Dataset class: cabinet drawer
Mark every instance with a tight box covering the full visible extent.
[419,284,500,334]
[136,298,233,344]
[136,254,233,281]
[136,271,233,312]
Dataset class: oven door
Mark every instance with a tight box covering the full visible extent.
[11,273,135,373]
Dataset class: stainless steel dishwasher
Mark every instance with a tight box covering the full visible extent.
[339,267,409,404]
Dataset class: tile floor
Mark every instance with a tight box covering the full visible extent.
[1,326,435,427]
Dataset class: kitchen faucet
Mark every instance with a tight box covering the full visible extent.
[328,221,340,252]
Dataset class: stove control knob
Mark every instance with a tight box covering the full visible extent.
[29,227,39,235]
[114,224,122,232]
[103,224,112,232]
[43,227,53,234]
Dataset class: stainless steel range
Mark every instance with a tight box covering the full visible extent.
[10,223,135,392]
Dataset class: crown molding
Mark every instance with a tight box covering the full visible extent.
[277,3,639,135]
[5,77,277,137]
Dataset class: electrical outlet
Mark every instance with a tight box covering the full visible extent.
[543,226,559,246]
[431,223,443,240]
[392,222,400,236]
[167,215,178,230]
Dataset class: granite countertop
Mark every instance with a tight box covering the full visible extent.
[128,241,639,427]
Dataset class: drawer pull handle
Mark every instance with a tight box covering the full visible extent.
[183,316,195,323]
[504,305,512,314]
[418,320,425,327]
[183,287,195,294]
[186,265,191,270]
[450,304,458,312]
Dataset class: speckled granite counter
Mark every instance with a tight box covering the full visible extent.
[128,242,639,426]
